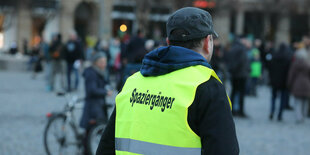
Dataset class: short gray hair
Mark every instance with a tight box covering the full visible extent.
[91,52,107,63]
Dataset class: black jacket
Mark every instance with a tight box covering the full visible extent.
[97,46,239,155]
[80,67,109,129]
[266,44,292,89]
[49,39,63,60]
[63,40,83,64]
[227,41,250,78]
[124,36,146,64]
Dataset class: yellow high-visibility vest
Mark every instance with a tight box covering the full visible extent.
[115,65,231,155]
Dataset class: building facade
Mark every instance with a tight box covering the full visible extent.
[0,0,113,53]
[0,0,309,53]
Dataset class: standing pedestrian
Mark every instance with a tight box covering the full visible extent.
[96,7,239,155]
[124,29,146,64]
[49,34,65,92]
[63,32,84,92]
[109,38,121,74]
[307,39,310,118]
[266,43,292,121]
[227,36,250,117]
[287,38,310,123]
[120,30,146,88]
[80,52,112,154]
[249,43,262,96]
[211,39,226,82]
[40,39,51,91]
[97,40,112,73]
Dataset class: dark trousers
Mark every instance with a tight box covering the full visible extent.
[231,77,246,114]
[308,99,310,117]
[66,62,79,91]
[249,77,258,96]
[270,87,286,119]
[83,129,91,155]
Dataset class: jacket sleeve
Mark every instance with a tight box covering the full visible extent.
[85,71,108,98]
[188,77,239,155]
[96,108,116,155]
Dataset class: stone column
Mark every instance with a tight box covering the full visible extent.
[59,0,80,42]
[308,10,310,36]
[235,9,244,36]
[213,9,230,44]
[275,13,290,45]
[263,13,271,39]
[43,14,60,43]
[3,13,18,52]
[99,0,113,40]
[17,6,31,54]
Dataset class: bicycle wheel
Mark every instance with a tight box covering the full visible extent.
[87,123,107,155]
[43,115,81,155]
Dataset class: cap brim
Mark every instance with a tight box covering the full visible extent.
[212,31,219,38]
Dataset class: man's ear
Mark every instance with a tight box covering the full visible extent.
[203,36,210,55]
[166,38,170,45]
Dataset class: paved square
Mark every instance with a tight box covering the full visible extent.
[0,71,309,155]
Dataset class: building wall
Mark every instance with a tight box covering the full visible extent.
[213,9,231,44]
[99,0,113,40]
[1,0,310,53]
[59,0,80,42]
[275,13,290,45]
[17,5,31,54]
[59,0,113,41]
[43,14,60,43]
[3,13,17,51]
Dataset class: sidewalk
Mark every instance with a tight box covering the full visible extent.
[0,54,29,71]
[0,70,309,155]
[235,86,310,155]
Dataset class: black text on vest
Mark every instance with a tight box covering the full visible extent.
[129,88,175,112]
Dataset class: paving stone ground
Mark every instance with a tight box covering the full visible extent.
[0,71,309,155]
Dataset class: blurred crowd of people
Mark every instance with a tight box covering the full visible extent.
[20,29,165,154]
[16,29,310,124]
[212,35,310,123]
[23,29,164,93]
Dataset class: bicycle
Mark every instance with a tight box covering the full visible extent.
[43,93,113,155]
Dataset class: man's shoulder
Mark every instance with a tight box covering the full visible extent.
[196,76,224,95]
[83,67,97,78]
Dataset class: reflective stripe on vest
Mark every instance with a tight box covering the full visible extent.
[115,138,201,155]
[115,65,231,155]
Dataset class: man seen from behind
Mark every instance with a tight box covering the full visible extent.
[97,7,239,155]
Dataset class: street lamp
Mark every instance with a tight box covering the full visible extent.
[120,24,127,32]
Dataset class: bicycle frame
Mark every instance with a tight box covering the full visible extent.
[45,94,85,144]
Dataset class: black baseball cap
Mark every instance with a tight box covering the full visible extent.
[166,7,218,41]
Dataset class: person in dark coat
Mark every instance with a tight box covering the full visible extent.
[287,43,310,123]
[266,43,292,121]
[227,37,250,117]
[63,32,84,92]
[119,30,146,90]
[80,52,112,154]
[80,52,112,129]
[124,29,146,64]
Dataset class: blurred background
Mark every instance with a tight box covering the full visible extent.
[0,0,310,155]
